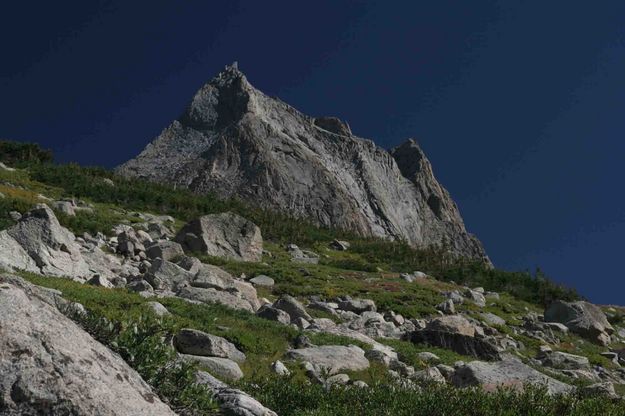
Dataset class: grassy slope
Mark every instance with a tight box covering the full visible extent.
[1,145,624,414]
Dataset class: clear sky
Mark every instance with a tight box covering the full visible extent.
[2,1,625,304]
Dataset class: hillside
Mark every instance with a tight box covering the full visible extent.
[117,64,489,264]
[1,143,624,415]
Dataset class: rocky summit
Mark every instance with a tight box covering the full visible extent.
[117,64,489,263]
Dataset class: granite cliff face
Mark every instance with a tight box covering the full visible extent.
[117,64,489,263]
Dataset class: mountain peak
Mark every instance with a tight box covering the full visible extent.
[118,64,489,263]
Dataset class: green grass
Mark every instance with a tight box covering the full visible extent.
[240,377,625,416]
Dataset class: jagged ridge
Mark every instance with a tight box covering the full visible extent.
[117,63,489,263]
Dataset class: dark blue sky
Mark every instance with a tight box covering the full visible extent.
[2,1,625,303]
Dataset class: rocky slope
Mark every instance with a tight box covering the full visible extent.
[2,159,625,415]
[117,64,489,263]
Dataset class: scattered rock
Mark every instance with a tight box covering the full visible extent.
[273,294,312,321]
[338,298,376,314]
[329,240,350,251]
[408,315,501,360]
[480,312,506,326]
[180,355,243,381]
[452,356,574,395]
[146,301,170,317]
[0,275,176,415]
[256,305,291,325]
[436,299,455,314]
[145,240,184,261]
[175,212,263,262]
[177,286,256,312]
[539,351,589,370]
[1,204,91,279]
[196,371,278,416]
[271,360,290,376]
[249,274,275,287]
[286,244,319,264]
[544,300,614,345]
[286,345,369,374]
[174,328,246,363]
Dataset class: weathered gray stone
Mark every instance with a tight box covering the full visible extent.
[196,370,278,416]
[145,258,194,290]
[146,301,170,317]
[286,345,369,373]
[52,200,76,216]
[452,357,574,395]
[338,298,376,314]
[256,305,291,325]
[145,240,184,261]
[3,204,91,279]
[180,355,243,381]
[480,312,506,326]
[539,351,589,370]
[273,294,312,321]
[286,244,319,264]
[177,286,256,312]
[271,360,290,376]
[191,263,237,291]
[175,212,263,262]
[0,275,176,415]
[249,274,274,287]
[408,316,501,360]
[174,328,246,363]
[436,299,455,314]
[117,64,489,263]
[329,240,350,251]
[544,301,614,345]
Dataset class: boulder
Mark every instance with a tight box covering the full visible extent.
[0,231,39,273]
[329,240,350,251]
[146,301,170,317]
[286,345,369,373]
[175,212,263,262]
[539,351,589,370]
[271,360,290,376]
[256,305,291,325]
[464,289,486,307]
[177,286,256,312]
[249,274,274,287]
[190,263,237,291]
[408,316,501,360]
[436,299,456,315]
[174,328,246,363]
[273,294,312,321]
[3,204,91,279]
[452,356,574,395]
[286,244,319,264]
[0,275,175,415]
[180,355,243,381]
[145,240,184,261]
[338,298,376,314]
[580,382,619,399]
[544,301,614,345]
[145,258,194,291]
[480,312,506,326]
[52,200,76,216]
[196,371,277,416]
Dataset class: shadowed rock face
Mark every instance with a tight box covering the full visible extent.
[117,64,489,263]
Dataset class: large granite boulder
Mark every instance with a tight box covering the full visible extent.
[0,275,175,415]
[408,315,500,360]
[174,328,246,363]
[544,301,614,346]
[1,204,91,280]
[273,294,312,321]
[177,286,257,312]
[285,345,369,373]
[196,371,277,416]
[175,212,263,262]
[452,356,574,395]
